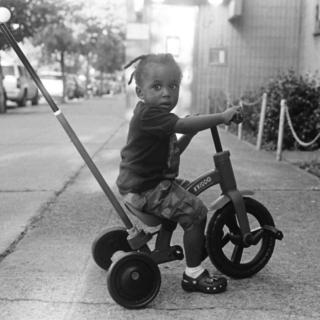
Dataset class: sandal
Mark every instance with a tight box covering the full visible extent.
[181,269,227,294]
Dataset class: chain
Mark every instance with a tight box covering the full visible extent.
[285,103,320,147]
[240,96,262,107]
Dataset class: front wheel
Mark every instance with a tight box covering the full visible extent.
[206,197,276,278]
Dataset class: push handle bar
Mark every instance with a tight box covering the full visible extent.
[0,10,134,230]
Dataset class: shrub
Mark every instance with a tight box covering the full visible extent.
[241,70,320,151]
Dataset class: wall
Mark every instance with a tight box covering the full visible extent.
[193,0,301,113]
[299,0,320,75]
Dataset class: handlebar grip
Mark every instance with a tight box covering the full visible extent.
[231,112,243,124]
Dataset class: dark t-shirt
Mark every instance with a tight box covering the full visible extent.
[116,101,180,194]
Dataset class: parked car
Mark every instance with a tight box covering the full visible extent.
[2,59,39,106]
[38,71,63,101]
[66,74,85,100]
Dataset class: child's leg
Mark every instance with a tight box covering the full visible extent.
[179,206,207,267]
[141,180,226,291]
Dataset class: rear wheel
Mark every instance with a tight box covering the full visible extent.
[92,227,131,271]
[107,252,161,309]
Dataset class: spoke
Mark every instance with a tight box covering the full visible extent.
[231,245,244,264]
[221,233,231,247]
[226,213,240,233]
[251,227,263,235]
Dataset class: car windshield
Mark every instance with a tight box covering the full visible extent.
[2,66,14,76]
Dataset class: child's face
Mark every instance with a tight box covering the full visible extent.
[136,62,180,111]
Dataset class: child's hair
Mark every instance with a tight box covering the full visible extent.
[124,53,182,86]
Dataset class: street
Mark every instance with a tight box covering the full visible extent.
[0,95,320,320]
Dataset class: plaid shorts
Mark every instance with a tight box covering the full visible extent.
[123,179,207,223]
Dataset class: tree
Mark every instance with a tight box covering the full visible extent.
[75,19,102,97]
[0,0,62,113]
[35,23,76,101]
[74,0,126,95]
[31,1,82,102]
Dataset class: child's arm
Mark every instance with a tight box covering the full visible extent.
[177,133,196,154]
[174,105,241,134]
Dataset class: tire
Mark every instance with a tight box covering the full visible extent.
[0,91,6,114]
[206,197,276,279]
[31,91,39,105]
[18,90,27,107]
[107,251,161,309]
[91,227,131,271]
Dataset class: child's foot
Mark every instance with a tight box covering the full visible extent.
[181,269,227,294]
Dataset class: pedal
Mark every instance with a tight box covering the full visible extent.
[150,245,184,264]
[263,225,284,240]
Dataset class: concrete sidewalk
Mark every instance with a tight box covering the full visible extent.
[171,128,320,320]
[1,94,320,319]
[0,95,127,258]
[81,123,320,319]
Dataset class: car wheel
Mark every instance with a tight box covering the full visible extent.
[18,90,27,107]
[31,91,39,106]
[0,92,6,114]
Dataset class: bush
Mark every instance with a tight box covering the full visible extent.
[241,70,320,151]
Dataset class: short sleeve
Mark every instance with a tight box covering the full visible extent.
[140,106,179,138]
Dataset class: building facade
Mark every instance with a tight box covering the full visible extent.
[193,0,302,113]
[126,0,320,114]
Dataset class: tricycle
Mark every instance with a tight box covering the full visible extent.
[0,7,283,310]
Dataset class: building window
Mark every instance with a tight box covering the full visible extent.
[209,48,227,65]
[314,4,320,36]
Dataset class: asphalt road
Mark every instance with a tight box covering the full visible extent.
[0,95,320,319]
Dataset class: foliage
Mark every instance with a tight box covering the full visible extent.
[0,0,60,113]
[0,0,126,111]
[241,70,320,151]
[0,0,60,49]
[92,33,125,75]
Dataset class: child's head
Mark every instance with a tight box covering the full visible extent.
[125,53,182,110]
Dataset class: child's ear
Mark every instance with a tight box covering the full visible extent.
[136,86,144,100]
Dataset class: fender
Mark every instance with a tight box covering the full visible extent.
[209,190,254,211]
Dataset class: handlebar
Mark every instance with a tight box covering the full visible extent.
[211,108,243,153]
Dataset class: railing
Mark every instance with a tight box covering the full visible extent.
[238,93,267,149]
[276,99,320,161]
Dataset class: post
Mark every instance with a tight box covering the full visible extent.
[237,100,243,140]
[276,99,286,161]
[256,93,267,150]
[225,96,230,131]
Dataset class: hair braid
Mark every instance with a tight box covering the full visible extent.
[124,53,182,86]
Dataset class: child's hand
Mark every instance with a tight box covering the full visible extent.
[223,105,243,125]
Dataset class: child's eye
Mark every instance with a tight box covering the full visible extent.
[170,83,179,90]
[153,84,162,90]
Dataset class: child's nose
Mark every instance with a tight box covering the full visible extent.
[162,87,170,96]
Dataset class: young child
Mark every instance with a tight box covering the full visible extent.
[116,53,243,294]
